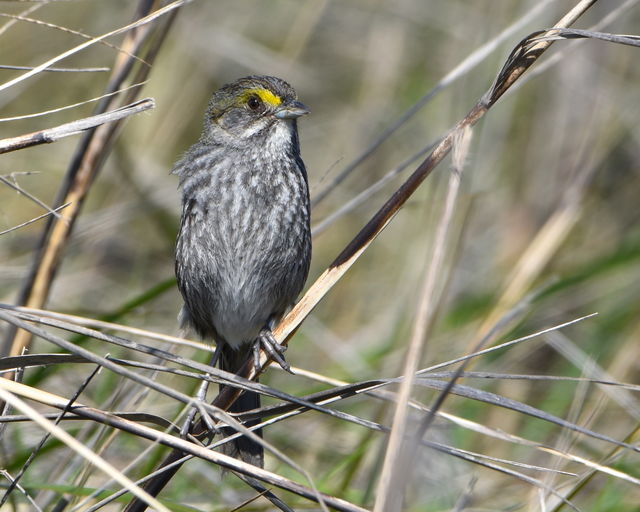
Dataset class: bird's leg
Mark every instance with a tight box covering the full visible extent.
[254,318,292,373]
[180,344,222,437]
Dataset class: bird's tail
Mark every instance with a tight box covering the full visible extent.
[219,344,263,467]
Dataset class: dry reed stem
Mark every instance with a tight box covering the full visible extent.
[0,381,170,512]
[0,378,367,512]
[0,98,154,154]
[374,126,472,512]
[548,426,640,511]
[0,203,70,236]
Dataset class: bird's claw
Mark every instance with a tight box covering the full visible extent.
[253,328,292,373]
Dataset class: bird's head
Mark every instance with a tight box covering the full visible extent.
[202,75,308,147]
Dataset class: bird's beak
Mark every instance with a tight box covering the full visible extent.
[274,100,309,119]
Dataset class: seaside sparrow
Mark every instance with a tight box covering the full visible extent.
[174,76,311,467]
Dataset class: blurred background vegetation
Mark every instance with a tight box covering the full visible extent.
[1,0,639,510]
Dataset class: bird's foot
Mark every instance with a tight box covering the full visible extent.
[181,393,217,438]
[253,328,292,373]
[180,348,221,438]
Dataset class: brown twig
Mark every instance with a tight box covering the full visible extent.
[0,99,154,154]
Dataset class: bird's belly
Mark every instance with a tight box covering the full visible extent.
[178,203,309,347]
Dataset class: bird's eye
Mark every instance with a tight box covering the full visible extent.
[247,95,262,111]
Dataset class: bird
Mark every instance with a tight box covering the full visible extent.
[173,75,311,467]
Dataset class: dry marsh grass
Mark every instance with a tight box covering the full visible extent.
[1,1,639,511]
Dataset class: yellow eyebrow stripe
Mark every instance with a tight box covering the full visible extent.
[243,88,282,107]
